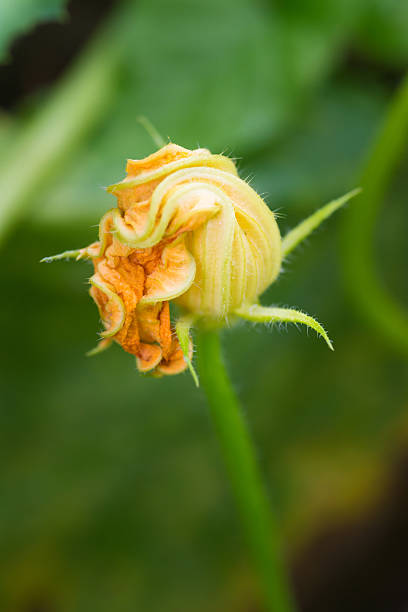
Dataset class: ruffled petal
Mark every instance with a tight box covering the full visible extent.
[136,343,163,372]
[107,143,237,207]
[89,274,126,338]
[140,238,196,305]
[110,180,221,249]
[155,339,190,376]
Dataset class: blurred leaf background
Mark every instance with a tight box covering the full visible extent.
[0,0,407,611]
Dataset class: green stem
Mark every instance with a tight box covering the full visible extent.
[196,329,295,612]
[342,72,408,355]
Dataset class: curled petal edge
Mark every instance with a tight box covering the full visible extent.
[139,239,197,305]
[106,151,237,194]
[89,274,126,338]
[111,179,222,249]
[136,343,163,373]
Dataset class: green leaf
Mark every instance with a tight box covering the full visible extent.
[357,0,408,67]
[0,2,131,246]
[0,0,68,61]
[29,0,365,226]
[242,79,387,212]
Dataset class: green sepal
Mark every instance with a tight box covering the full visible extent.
[234,303,333,350]
[175,316,199,387]
[86,338,113,357]
[137,115,165,148]
[281,188,361,258]
[40,248,87,263]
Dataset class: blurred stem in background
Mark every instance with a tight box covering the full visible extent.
[0,1,133,246]
[343,72,408,356]
[197,328,295,612]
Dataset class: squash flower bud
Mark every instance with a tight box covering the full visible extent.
[43,143,359,383]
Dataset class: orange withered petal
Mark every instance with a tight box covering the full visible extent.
[140,237,196,305]
[156,338,191,376]
[89,275,126,338]
[136,343,163,373]
[126,143,197,176]
[88,233,191,376]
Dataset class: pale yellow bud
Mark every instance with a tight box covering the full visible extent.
[107,143,282,319]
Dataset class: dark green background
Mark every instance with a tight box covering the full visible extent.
[0,1,407,610]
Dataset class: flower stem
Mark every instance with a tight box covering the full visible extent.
[196,328,295,612]
[342,71,408,355]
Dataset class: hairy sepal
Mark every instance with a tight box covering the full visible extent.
[234,303,333,350]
